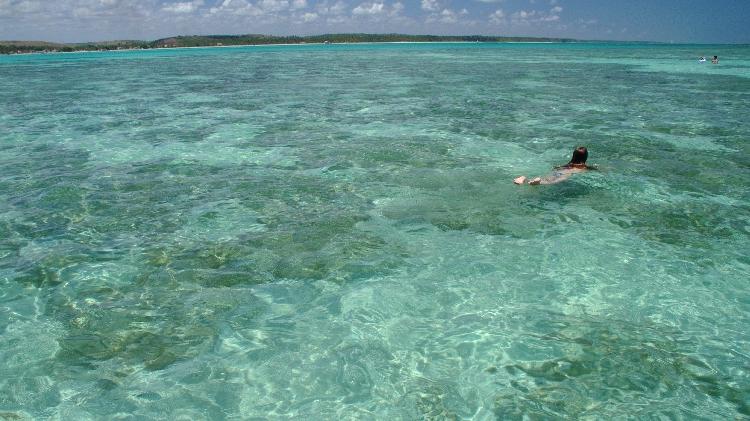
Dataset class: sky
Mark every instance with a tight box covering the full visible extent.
[0,0,748,44]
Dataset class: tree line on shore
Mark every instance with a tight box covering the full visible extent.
[1,33,576,54]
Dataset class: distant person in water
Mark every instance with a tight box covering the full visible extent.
[711,55,719,64]
[514,146,595,185]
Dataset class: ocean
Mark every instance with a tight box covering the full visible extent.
[1,42,749,419]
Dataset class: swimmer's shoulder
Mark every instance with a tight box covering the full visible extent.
[553,163,596,171]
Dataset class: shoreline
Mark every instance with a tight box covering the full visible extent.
[1,40,568,56]
[2,40,745,57]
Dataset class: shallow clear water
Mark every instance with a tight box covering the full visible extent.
[1,43,749,419]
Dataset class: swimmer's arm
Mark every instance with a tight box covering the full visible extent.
[534,172,572,185]
[514,172,572,185]
[513,165,596,185]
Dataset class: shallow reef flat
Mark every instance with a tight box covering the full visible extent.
[0,42,749,419]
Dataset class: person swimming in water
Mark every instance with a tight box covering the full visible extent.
[514,146,595,185]
[711,55,719,64]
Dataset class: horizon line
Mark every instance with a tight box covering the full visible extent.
[2,32,748,46]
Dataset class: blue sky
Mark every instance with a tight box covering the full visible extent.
[0,0,748,43]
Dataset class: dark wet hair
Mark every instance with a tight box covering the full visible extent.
[569,146,588,165]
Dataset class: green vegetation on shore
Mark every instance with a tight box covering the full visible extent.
[0,33,575,54]
[0,40,151,55]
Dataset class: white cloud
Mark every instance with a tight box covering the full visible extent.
[428,8,458,23]
[352,2,384,16]
[489,8,504,23]
[290,0,306,10]
[440,9,456,23]
[325,15,346,23]
[16,0,43,13]
[209,0,289,14]
[544,5,562,21]
[421,0,439,12]
[512,9,533,21]
[258,0,289,12]
[0,0,155,20]
[509,4,562,24]
[209,0,263,16]
[316,0,346,16]
[390,1,403,16]
[0,1,12,17]
[351,1,404,19]
[577,18,597,29]
[72,6,95,17]
[162,0,203,14]
[301,11,317,21]
[312,0,347,24]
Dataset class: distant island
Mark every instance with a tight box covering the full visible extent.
[0,33,577,55]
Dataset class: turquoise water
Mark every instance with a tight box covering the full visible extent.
[1,42,749,419]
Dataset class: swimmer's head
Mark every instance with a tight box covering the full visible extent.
[569,146,588,165]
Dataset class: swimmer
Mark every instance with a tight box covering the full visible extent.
[711,55,719,64]
[514,146,595,185]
